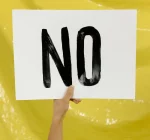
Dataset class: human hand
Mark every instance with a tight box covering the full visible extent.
[52,86,81,123]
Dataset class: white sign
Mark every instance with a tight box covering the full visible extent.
[12,10,137,100]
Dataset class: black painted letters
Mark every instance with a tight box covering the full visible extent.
[42,27,72,88]
[77,26,101,86]
[42,26,101,88]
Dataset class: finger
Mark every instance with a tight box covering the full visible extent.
[63,86,74,102]
[70,99,81,102]
[70,99,82,104]
[75,99,81,102]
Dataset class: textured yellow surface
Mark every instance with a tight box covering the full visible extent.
[0,0,150,140]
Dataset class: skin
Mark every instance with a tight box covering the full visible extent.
[48,86,81,140]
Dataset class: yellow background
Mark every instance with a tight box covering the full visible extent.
[0,0,150,139]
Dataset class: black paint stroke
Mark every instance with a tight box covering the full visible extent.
[42,27,72,88]
[77,26,101,86]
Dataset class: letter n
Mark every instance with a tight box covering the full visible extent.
[42,27,72,88]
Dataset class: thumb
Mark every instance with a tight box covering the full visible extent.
[63,86,74,102]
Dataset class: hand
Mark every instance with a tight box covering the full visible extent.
[52,86,81,122]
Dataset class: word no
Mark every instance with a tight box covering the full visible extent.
[42,26,101,88]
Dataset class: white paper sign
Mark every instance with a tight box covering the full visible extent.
[12,10,137,100]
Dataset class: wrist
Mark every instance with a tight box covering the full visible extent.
[52,115,63,124]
